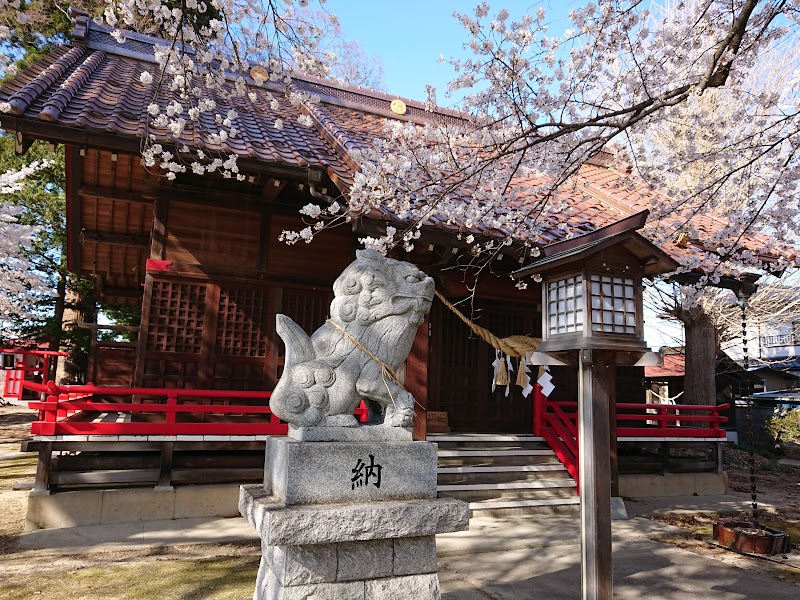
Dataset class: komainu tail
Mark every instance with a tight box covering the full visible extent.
[276,314,315,365]
[269,314,327,426]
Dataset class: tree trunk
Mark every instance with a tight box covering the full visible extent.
[678,305,718,406]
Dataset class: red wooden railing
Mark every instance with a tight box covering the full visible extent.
[1,349,67,401]
[534,386,730,495]
[25,381,368,437]
[616,402,729,438]
[534,386,579,492]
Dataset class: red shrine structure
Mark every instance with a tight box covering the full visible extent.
[2,10,779,522]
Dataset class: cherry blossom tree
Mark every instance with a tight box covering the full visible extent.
[0,160,52,323]
[634,3,800,404]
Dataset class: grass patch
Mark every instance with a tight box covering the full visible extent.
[761,519,800,542]
[0,555,260,599]
[0,456,36,486]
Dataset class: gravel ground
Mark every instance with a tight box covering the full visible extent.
[0,406,797,594]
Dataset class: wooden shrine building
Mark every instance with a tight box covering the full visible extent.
[0,11,760,508]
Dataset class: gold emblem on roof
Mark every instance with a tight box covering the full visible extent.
[390,99,407,115]
[249,65,269,84]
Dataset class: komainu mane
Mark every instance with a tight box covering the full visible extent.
[269,249,435,428]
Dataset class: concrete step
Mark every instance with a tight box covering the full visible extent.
[430,435,546,443]
[438,448,561,468]
[435,435,579,515]
[441,485,578,502]
[437,464,567,474]
[437,449,555,457]
[438,479,577,493]
[432,434,551,451]
[438,455,562,468]
[438,464,570,485]
[467,496,581,518]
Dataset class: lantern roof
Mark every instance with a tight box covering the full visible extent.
[512,210,680,279]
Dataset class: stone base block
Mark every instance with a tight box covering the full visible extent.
[261,535,437,587]
[264,437,437,505]
[288,424,412,442]
[255,561,441,600]
[25,484,243,531]
[240,485,469,546]
[366,573,440,599]
[256,564,367,600]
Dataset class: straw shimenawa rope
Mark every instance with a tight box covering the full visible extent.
[323,290,541,393]
[434,291,541,358]
[326,319,402,387]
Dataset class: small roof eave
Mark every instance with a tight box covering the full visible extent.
[512,210,680,279]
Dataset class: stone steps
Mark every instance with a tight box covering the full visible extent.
[437,464,570,485]
[467,496,581,518]
[431,434,579,517]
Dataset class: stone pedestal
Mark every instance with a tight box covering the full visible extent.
[240,436,469,600]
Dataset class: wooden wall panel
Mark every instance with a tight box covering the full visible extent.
[92,345,136,387]
[138,273,335,391]
[146,280,207,354]
[165,201,260,270]
[267,214,355,282]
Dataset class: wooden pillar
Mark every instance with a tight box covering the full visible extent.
[407,317,430,441]
[149,195,169,260]
[608,364,619,497]
[199,282,221,391]
[578,349,612,600]
[157,441,174,489]
[33,442,53,492]
[133,194,168,388]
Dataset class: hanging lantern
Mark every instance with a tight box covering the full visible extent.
[514,211,677,356]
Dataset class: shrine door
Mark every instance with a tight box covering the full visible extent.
[428,299,539,433]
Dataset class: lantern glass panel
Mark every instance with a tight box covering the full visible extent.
[548,275,584,335]
[590,274,637,335]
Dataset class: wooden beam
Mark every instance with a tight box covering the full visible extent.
[99,287,143,300]
[14,130,33,155]
[81,230,150,248]
[79,185,150,204]
[76,321,140,332]
[579,348,613,600]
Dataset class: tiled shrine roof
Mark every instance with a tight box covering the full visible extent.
[1,11,794,271]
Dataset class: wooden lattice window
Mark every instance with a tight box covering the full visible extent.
[589,274,636,335]
[147,281,206,353]
[216,287,269,357]
[547,275,584,336]
[278,289,332,358]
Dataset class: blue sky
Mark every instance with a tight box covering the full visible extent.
[330,1,580,105]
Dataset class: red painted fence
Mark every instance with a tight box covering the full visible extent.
[533,386,729,495]
[25,381,368,437]
[1,349,66,401]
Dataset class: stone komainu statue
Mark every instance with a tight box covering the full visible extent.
[269,249,435,428]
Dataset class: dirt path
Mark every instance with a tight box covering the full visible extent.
[646,447,800,585]
[0,404,37,554]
